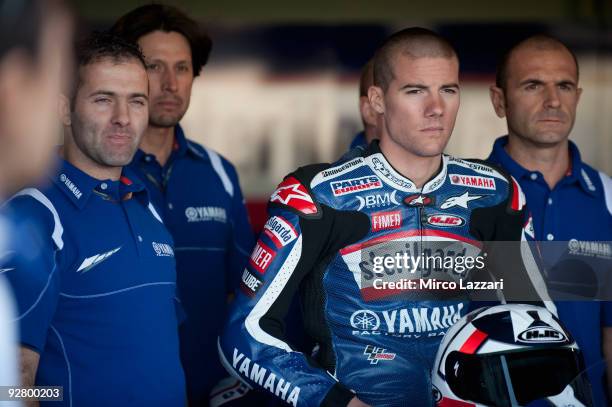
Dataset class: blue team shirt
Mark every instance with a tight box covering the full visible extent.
[349,131,367,149]
[3,159,185,406]
[488,135,612,406]
[129,125,254,402]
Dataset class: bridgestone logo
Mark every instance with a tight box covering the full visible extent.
[448,158,494,173]
[321,158,363,178]
[331,176,382,197]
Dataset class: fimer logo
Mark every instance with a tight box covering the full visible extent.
[371,211,402,232]
[249,241,276,274]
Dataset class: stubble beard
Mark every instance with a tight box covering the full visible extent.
[150,113,180,128]
[389,130,450,159]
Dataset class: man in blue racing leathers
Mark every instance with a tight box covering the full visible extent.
[219,27,555,407]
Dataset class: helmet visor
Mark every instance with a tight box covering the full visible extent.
[445,348,593,406]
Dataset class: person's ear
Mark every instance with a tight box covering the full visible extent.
[368,86,385,114]
[489,85,507,118]
[359,95,378,127]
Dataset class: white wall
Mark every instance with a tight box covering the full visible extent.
[181,56,612,197]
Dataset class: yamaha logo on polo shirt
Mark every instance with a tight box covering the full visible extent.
[184,206,227,223]
[59,173,83,199]
[152,242,174,257]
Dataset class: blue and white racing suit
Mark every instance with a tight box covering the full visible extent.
[219,142,554,407]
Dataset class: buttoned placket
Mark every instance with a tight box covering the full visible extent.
[94,178,148,257]
[535,172,575,243]
[140,152,178,219]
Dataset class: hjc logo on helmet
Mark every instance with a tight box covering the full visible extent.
[517,327,567,344]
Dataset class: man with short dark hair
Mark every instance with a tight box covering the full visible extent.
[3,32,186,406]
[488,34,612,406]
[349,59,381,149]
[111,5,254,404]
[219,27,553,407]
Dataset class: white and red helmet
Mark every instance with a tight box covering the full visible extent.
[431,304,593,407]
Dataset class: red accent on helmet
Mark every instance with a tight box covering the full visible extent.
[459,329,488,354]
[438,396,476,406]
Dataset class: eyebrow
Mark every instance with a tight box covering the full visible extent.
[399,83,460,90]
[147,58,191,65]
[89,90,148,100]
[519,79,543,86]
[400,84,427,90]
[557,80,577,87]
[129,93,149,100]
[519,78,577,87]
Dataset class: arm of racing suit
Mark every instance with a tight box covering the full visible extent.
[218,165,368,407]
[470,167,556,315]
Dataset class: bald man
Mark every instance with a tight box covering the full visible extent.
[487,35,612,406]
[220,27,554,407]
[349,59,381,149]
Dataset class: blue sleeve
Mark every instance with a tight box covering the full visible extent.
[602,302,612,327]
[224,161,255,294]
[2,193,61,353]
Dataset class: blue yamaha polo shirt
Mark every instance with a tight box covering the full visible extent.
[129,125,254,403]
[3,159,185,406]
[350,131,367,149]
[488,135,612,406]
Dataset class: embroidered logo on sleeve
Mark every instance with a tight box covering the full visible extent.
[270,177,317,214]
[263,216,298,248]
